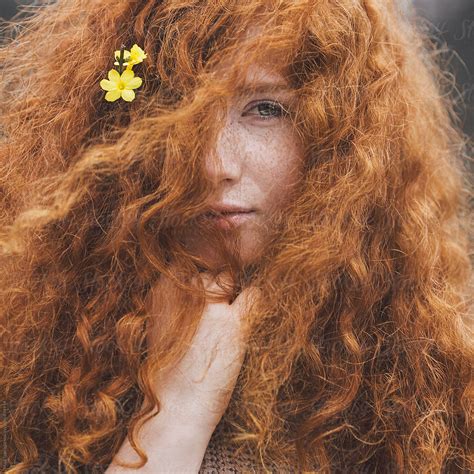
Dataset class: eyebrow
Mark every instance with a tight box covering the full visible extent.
[236,82,294,96]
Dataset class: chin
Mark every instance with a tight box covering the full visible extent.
[185,227,265,270]
[237,231,265,265]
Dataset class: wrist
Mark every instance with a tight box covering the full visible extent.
[107,402,215,473]
[142,393,221,435]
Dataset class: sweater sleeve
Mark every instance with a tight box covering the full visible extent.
[198,417,260,473]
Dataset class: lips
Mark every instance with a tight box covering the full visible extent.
[203,209,255,230]
[207,203,255,215]
[206,210,251,217]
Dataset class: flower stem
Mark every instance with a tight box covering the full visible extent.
[118,45,126,74]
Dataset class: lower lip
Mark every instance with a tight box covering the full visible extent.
[204,211,255,230]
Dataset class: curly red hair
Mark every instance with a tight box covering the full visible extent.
[1,0,472,472]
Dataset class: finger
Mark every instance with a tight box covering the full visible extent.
[146,274,182,337]
[226,286,261,349]
[196,271,234,302]
[201,270,232,288]
[230,286,261,313]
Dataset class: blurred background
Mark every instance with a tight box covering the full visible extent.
[412,0,473,139]
[1,0,473,139]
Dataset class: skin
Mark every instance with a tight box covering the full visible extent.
[146,59,306,430]
[108,271,260,472]
[107,59,307,470]
[148,57,307,436]
[146,270,258,431]
[181,61,305,268]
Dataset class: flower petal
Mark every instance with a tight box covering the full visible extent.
[126,77,143,89]
[121,89,136,102]
[105,90,121,102]
[131,44,147,60]
[115,49,130,60]
[121,69,135,83]
[108,69,121,82]
[100,79,117,91]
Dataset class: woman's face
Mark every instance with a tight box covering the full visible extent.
[182,61,305,268]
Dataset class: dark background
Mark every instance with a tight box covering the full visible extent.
[1,0,473,139]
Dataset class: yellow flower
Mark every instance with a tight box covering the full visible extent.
[128,44,147,66]
[100,68,143,102]
[114,44,147,69]
[114,49,131,68]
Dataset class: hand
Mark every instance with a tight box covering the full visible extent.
[144,268,258,433]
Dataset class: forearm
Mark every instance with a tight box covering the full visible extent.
[105,405,214,474]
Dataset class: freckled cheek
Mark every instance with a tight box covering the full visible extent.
[269,140,303,182]
[242,127,303,211]
[253,146,302,213]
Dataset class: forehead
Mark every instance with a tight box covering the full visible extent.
[210,54,290,97]
[233,64,289,99]
[208,22,290,87]
[244,63,288,86]
[207,62,293,111]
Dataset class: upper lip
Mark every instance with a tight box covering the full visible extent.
[207,203,255,215]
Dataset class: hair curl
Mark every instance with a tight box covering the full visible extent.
[1,0,473,472]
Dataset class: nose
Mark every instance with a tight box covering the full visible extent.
[204,118,243,185]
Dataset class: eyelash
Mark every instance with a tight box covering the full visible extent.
[243,100,289,121]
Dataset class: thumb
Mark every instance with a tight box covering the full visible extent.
[230,285,261,319]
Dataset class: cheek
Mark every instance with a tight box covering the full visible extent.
[248,129,303,205]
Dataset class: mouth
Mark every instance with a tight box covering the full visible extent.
[202,210,256,230]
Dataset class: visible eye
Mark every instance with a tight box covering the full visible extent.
[243,100,289,121]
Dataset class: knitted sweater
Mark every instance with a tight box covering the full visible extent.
[199,413,298,473]
[199,416,260,473]
[28,418,262,473]
[26,400,281,472]
[28,424,261,473]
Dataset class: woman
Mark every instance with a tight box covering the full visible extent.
[1,0,472,472]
